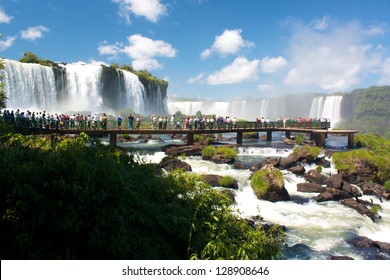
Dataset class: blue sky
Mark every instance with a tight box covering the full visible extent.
[1,0,390,100]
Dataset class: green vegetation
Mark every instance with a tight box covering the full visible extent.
[218,176,235,188]
[316,166,323,173]
[332,134,390,183]
[384,180,390,191]
[337,86,390,138]
[250,168,284,198]
[294,134,305,145]
[250,171,270,197]
[292,145,321,158]
[194,134,214,145]
[370,204,381,215]
[19,51,57,67]
[201,145,237,160]
[0,128,284,259]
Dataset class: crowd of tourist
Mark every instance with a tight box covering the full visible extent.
[0,108,329,131]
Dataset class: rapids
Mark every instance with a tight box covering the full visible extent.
[131,133,390,260]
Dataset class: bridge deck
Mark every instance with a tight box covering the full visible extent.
[20,125,359,148]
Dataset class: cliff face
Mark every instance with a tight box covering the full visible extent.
[338,86,390,137]
[138,75,168,115]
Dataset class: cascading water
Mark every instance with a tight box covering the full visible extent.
[310,95,343,127]
[167,94,342,124]
[120,70,145,114]
[1,59,165,115]
[135,142,390,260]
[63,62,104,113]
[3,59,58,112]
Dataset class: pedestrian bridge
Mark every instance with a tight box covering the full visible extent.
[18,121,359,148]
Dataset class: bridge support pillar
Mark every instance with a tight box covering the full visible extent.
[266,130,272,141]
[313,133,326,148]
[237,131,243,145]
[187,133,194,145]
[109,134,117,146]
[348,133,355,149]
[285,131,291,139]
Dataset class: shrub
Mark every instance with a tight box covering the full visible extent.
[316,166,323,173]
[218,176,235,188]
[201,145,215,159]
[295,134,305,145]
[215,146,237,159]
[250,170,270,197]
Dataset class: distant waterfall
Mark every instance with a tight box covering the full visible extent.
[167,94,344,126]
[1,59,166,115]
[309,96,343,126]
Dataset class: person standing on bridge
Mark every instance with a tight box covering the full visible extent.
[117,114,122,129]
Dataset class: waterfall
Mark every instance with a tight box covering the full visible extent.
[1,59,165,115]
[168,94,344,126]
[310,95,343,126]
[63,62,103,113]
[120,70,145,114]
[3,59,58,112]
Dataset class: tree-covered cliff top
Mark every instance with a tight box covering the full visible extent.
[337,85,390,138]
[17,51,168,88]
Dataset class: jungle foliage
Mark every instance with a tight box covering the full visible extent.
[338,86,390,138]
[0,131,284,260]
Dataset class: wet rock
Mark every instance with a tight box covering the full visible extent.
[250,157,280,172]
[341,181,362,197]
[316,188,351,202]
[158,156,192,172]
[210,153,235,164]
[314,157,331,168]
[202,174,238,189]
[304,169,329,185]
[326,173,343,189]
[288,165,306,175]
[340,198,376,221]
[233,162,252,170]
[339,158,381,185]
[330,256,354,260]
[257,223,287,233]
[297,182,326,193]
[251,165,290,202]
[161,144,203,157]
[358,181,390,201]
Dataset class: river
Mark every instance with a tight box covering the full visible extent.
[114,132,390,260]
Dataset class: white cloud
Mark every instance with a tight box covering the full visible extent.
[260,56,288,73]
[98,41,121,56]
[207,57,260,85]
[378,57,390,85]
[201,29,254,59]
[188,73,206,84]
[20,26,50,41]
[0,7,13,23]
[364,23,388,36]
[99,34,176,70]
[113,0,167,24]
[257,84,275,91]
[310,16,330,31]
[283,20,385,92]
[0,35,16,51]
